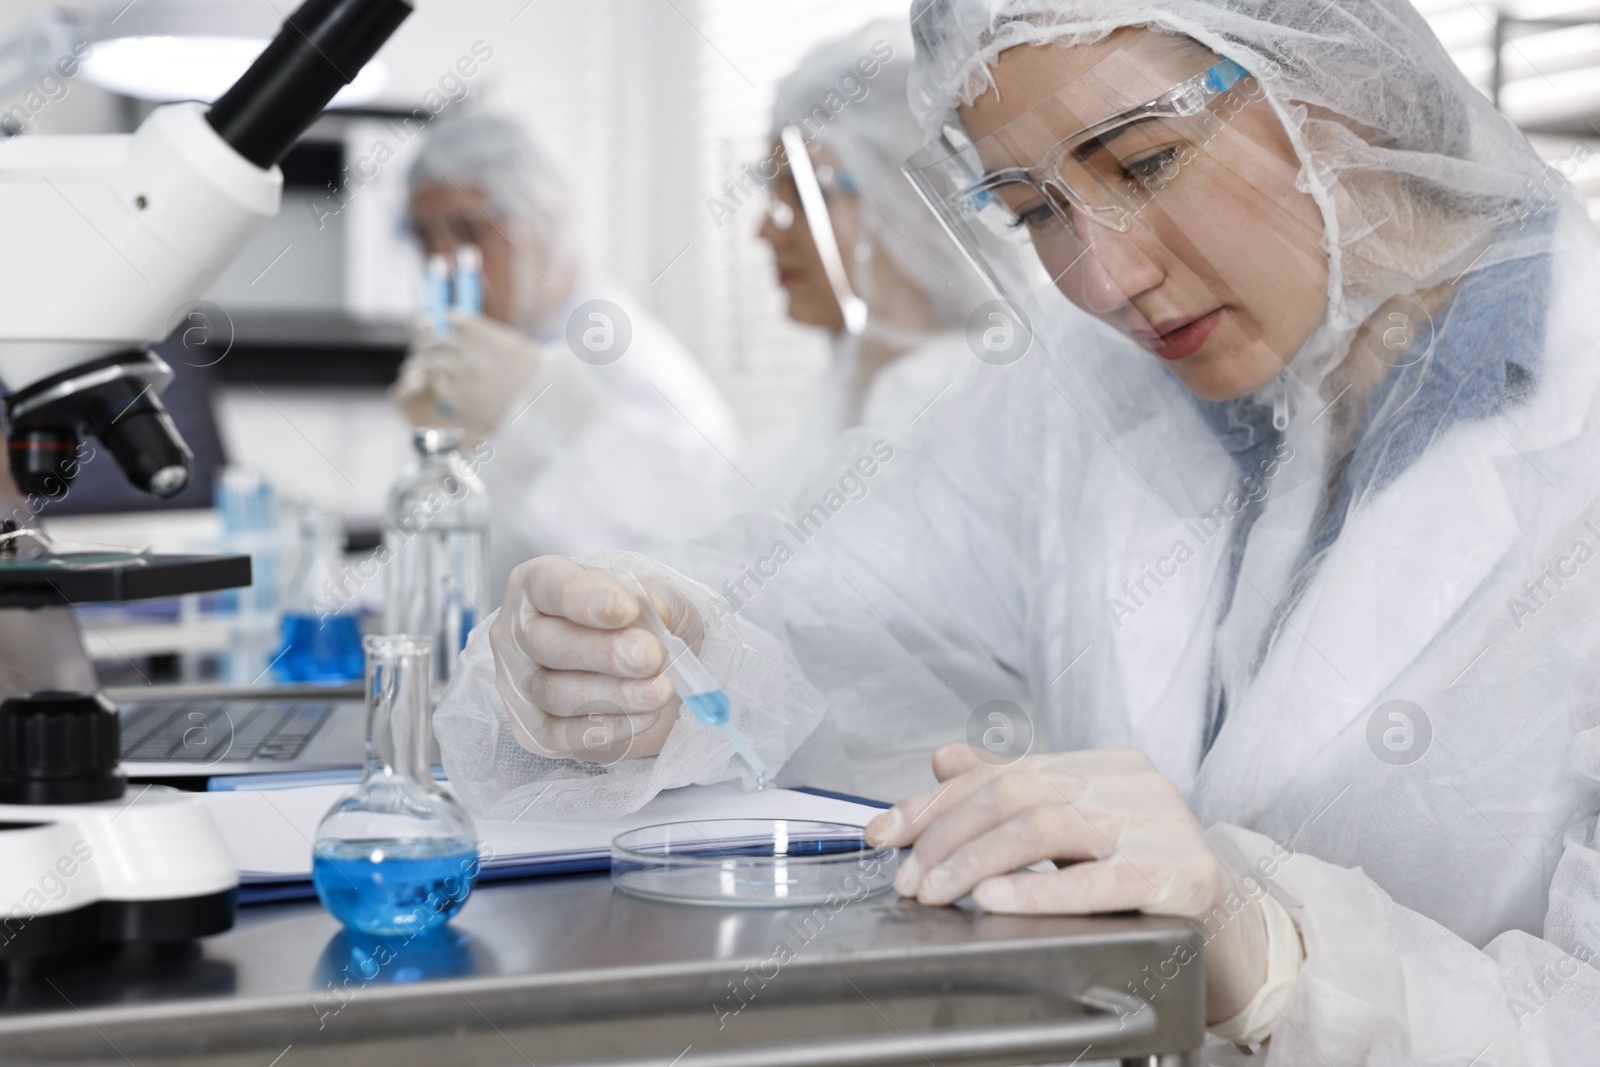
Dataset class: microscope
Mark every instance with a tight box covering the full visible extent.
[0,0,412,970]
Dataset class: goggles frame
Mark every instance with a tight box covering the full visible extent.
[958,57,1251,235]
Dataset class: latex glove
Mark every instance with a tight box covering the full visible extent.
[489,556,705,763]
[866,744,1291,1028]
[392,313,542,439]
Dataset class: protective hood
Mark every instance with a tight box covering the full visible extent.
[772,18,991,332]
[906,0,1551,333]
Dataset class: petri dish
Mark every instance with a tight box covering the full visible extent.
[611,819,900,907]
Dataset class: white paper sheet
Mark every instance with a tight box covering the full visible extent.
[200,782,888,880]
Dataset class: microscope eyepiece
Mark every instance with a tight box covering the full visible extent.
[207,0,414,169]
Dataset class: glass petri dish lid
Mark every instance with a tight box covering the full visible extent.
[611,818,899,907]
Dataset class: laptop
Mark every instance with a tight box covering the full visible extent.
[108,685,368,779]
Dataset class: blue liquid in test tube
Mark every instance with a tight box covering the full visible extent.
[426,253,451,337]
[453,245,481,317]
[614,572,767,789]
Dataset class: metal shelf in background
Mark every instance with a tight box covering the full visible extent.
[211,311,411,386]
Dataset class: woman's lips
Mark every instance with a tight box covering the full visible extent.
[1137,309,1223,362]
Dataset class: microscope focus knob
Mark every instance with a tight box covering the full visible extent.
[0,691,125,805]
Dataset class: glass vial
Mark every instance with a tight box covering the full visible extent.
[312,634,478,935]
[276,506,363,684]
[215,467,282,686]
[383,428,490,688]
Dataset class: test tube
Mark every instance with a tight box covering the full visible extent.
[453,245,481,318]
[614,571,767,789]
[426,253,451,337]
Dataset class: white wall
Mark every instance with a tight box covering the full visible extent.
[0,0,123,135]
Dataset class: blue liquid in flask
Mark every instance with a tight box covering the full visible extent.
[276,612,364,684]
[313,838,479,936]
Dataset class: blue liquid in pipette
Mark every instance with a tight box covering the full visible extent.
[275,612,364,684]
[683,691,766,789]
[684,690,730,725]
[313,838,478,936]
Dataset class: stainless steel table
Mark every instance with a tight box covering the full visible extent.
[1,872,1204,1067]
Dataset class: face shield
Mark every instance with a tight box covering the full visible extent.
[764,127,948,349]
[778,125,869,336]
[905,44,1355,511]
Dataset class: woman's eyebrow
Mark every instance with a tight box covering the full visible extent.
[1070,114,1164,160]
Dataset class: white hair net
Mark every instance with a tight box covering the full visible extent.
[772,18,990,329]
[904,0,1550,335]
[407,111,582,278]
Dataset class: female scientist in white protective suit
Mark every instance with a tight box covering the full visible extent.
[437,0,1600,1058]
[393,113,742,594]
[741,19,993,508]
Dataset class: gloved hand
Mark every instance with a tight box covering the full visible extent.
[489,556,705,763]
[866,744,1296,1028]
[392,313,543,439]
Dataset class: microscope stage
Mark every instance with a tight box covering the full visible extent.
[0,553,251,609]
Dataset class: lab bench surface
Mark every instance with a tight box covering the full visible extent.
[1,872,1204,1067]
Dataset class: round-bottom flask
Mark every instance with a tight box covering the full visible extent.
[312,634,478,935]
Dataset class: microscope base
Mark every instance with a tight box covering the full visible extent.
[0,786,239,965]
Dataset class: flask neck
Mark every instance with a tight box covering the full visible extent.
[363,640,434,784]
[289,510,346,615]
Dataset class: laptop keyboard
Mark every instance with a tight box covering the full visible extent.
[119,701,335,763]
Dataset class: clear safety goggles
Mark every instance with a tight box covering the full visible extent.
[904,51,1263,304]
[970,57,1247,235]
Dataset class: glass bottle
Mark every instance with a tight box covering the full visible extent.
[383,428,490,688]
[312,634,478,936]
[276,506,363,684]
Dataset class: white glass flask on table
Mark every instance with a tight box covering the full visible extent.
[312,634,479,936]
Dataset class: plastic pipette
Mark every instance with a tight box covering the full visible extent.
[425,253,451,337]
[614,571,767,789]
[453,245,481,317]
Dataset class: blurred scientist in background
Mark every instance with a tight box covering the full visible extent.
[395,113,742,594]
[749,18,991,505]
